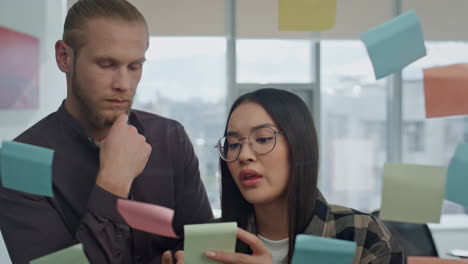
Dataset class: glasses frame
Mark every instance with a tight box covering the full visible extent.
[215,126,284,162]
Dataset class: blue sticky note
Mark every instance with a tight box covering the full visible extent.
[0,141,54,197]
[446,143,468,207]
[292,234,356,264]
[360,10,426,80]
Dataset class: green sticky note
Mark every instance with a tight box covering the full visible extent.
[30,244,89,264]
[445,143,468,207]
[360,10,426,80]
[184,222,237,264]
[0,141,54,197]
[292,234,356,264]
[380,163,447,224]
[278,0,337,31]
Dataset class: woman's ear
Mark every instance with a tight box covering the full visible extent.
[55,40,73,73]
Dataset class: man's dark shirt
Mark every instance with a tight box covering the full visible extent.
[0,103,213,263]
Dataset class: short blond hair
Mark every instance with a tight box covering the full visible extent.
[63,0,148,53]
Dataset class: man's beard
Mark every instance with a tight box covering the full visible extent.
[71,74,132,130]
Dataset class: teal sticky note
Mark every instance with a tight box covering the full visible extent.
[0,141,54,197]
[184,222,237,264]
[292,234,356,264]
[30,244,89,264]
[360,10,426,80]
[446,143,468,207]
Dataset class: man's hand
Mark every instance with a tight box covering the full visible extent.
[96,114,152,198]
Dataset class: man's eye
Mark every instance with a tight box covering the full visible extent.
[99,62,115,68]
[129,63,143,71]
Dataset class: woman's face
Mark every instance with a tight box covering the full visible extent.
[226,102,291,206]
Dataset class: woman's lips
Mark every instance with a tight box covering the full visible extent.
[239,169,263,187]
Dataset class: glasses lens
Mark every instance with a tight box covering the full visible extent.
[217,136,241,161]
[250,127,277,154]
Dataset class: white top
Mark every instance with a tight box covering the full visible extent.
[258,234,289,264]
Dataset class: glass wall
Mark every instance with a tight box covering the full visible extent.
[321,40,387,212]
[135,37,227,211]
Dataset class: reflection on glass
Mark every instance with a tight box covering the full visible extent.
[134,37,227,211]
[403,42,468,214]
[236,39,313,83]
[321,40,387,212]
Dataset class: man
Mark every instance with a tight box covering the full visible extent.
[0,0,213,263]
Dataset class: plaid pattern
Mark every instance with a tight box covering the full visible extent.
[303,191,404,264]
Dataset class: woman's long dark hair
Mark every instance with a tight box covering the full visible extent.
[220,88,319,263]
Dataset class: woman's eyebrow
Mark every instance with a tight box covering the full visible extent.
[226,123,277,137]
[226,131,239,137]
[252,123,277,130]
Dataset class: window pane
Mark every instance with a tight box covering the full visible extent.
[321,40,387,212]
[403,41,468,214]
[236,39,314,83]
[135,37,227,212]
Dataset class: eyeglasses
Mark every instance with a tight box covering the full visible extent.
[215,126,284,162]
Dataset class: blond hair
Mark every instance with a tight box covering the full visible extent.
[63,0,148,53]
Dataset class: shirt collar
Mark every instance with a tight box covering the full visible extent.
[303,190,330,236]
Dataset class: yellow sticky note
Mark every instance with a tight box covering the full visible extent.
[278,0,337,31]
[380,163,447,224]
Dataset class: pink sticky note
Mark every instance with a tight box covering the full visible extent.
[408,257,468,264]
[0,26,40,109]
[117,199,178,238]
[424,63,468,118]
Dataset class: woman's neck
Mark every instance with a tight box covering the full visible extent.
[254,198,289,240]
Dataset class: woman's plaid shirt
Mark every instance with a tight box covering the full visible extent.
[303,191,404,264]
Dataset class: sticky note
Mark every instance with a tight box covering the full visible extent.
[117,199,178,238]
[278,0,336,31]
[184,222,237,264]
[360,10,426,79]
[380,163,447,224]
[292,234,356,264]
[0,26,40,109]
[424,64,468,118]
[30,244,89,264]
[0,141,54,197]
[445,143,468,207]
[0,231,11,264]
[408,256,468,264]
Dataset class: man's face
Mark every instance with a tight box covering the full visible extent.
[69,18,148,130]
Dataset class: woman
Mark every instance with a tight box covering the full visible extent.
[163,88,402,264]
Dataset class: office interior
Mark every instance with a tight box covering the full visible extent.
[1,0,467,260]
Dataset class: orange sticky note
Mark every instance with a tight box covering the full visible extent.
[278,0,336,31]
[408,257,468,264]
[424,64,468,118]
[117,199,178,238]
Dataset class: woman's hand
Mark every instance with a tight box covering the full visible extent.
[162,250,184,264]
[204,228,273,264]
